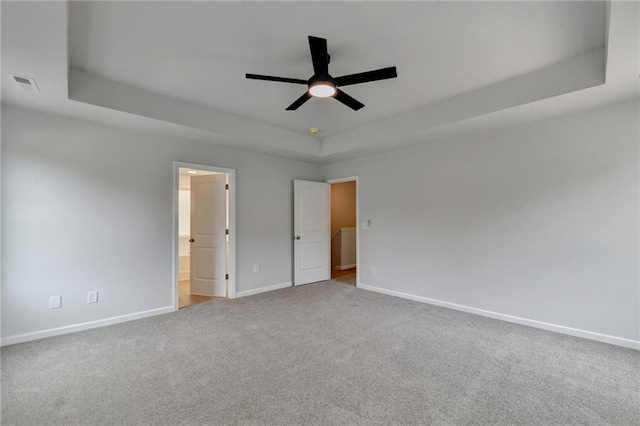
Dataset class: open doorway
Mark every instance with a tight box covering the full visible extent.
[328,178,358,286]
[174,162,236,310]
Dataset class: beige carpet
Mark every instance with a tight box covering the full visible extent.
[2,281,638,425]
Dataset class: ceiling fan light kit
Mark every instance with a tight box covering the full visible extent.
[308,79,337,98]
[246,36,398,111]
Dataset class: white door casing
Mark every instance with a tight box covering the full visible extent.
[294,180,330,286]
[190,174,227,297]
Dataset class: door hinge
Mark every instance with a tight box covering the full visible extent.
[225,274,229,280]
[225,184,229,190]
[225,229,229,235]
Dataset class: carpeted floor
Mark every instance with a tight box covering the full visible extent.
[2,281,638,425]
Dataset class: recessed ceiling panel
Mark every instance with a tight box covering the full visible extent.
[69,1,606,138]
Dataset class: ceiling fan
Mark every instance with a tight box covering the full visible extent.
[246,36,398,111]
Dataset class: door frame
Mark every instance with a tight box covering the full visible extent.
[326,176,360,288]
[173,161,237,311]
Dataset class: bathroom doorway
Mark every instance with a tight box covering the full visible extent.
[174,162,236,309]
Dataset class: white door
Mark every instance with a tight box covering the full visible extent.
[190,174,227,297]
[294,179,330,286]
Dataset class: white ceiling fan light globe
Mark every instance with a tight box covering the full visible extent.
[308,82,337,98]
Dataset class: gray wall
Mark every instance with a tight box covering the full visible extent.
[3,100,638,345]
[1,106,322,339]
[324,100,639,342]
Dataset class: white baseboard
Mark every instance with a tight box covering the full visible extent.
[1,306,174,347]
[236,281,292,298]
[358,284,639,350]
[334,264,356,271]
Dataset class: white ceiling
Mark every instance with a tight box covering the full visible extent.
[67,1,605,138]
[179,168,219,176]
[2,1,638,164]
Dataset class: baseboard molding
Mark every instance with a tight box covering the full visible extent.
[334,264,356,271]
[236,281,292,298]
[1,306,174,347]
[358,284,639,350]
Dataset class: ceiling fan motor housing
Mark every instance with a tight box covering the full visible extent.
[309,74,336,86]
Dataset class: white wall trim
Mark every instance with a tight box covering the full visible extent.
[0,306,174,347]
[236,281,292,298]
[359,284,640,350]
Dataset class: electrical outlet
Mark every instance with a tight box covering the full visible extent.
[87,291,98,304]
[253,264,260,273]
[49,295,61,309]
[370,266,376,275]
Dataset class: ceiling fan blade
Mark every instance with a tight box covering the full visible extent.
[334,89,364,111]
[246,74,308,85]
[308,36,329,75]
[286,92,312,110]
[335,67,398,87]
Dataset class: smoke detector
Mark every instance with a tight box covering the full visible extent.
[8,74,40,93]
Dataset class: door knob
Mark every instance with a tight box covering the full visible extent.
[295,236,301,240]
[189,238,195,243]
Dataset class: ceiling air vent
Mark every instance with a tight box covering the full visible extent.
[8,74,40,93]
